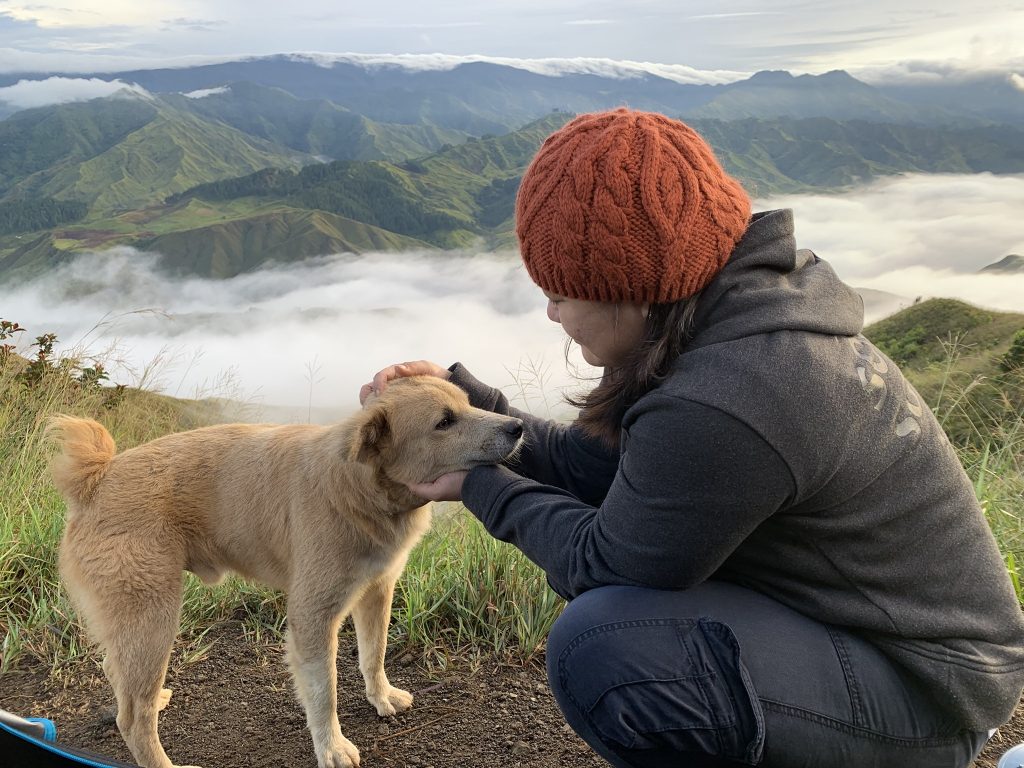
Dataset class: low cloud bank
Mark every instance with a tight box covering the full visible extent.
[4,173,1023,422]
[756,173,1024,316]
[3,249,589,422]
[0,76,150,109]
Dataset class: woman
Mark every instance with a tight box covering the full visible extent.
[361,109,1024,767]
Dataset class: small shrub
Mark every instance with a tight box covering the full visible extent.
[1001,329,1024,373]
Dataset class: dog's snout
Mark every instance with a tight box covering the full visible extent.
[505,419,524,439]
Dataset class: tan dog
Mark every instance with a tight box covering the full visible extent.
[47,376,523,768]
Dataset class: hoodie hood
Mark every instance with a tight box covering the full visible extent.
[689,209,864,350]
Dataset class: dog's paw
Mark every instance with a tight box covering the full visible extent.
[157,688,173,711]
[370,685,414,717]
[317,735,360,768]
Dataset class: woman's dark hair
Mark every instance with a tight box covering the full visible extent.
[567,292,703,447]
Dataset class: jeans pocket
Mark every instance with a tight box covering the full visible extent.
[562,617,765,764]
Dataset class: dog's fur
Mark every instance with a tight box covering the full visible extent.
[47,376,523,768]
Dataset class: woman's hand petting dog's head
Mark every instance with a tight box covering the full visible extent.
[359,361,451,407]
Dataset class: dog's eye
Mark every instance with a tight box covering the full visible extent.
[435,410,455,430]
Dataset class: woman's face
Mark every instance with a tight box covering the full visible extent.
[544,291,648,368]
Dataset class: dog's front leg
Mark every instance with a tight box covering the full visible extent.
[287,609,360,768]
[350,574,413,716]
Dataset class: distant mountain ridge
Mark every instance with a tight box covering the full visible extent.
[981,255,1024,273]
[3,56,1020,129]
[2,57,1024,282]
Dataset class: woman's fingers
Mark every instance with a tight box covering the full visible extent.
[408,470,468,502]
[363,360,450,403]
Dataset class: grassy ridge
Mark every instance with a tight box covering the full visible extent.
[866,299,1024,451]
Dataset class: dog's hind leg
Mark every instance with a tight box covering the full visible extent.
[287,604,361,768]
[102,575,199,768]
[350,573,413,717]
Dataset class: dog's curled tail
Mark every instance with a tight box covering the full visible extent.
[46,415,116,509]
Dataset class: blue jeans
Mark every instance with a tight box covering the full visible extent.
[546,582,990,767]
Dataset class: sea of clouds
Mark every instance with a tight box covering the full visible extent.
[3,172,1023,423]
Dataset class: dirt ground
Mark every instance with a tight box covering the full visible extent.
[1,622,1021,768]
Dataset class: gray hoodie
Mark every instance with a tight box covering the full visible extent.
[455,208,1024,731]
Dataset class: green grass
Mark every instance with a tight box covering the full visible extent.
[1,315,1021,677]
[395,508,564,666]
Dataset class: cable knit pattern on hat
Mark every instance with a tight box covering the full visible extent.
[515,108,752,303]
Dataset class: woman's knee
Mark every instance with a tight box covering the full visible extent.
[546,586,765,765]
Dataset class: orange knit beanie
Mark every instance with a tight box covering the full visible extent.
[515,108,752,303]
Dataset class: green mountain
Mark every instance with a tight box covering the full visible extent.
[0,97,158,193]
[3,86,1024,283]
[168,113,569,251]
[2,98,309,213]
[167,82,470,162]
[690,118,1024,195]
[142,207,431,278]
[865,298,1024,446]
[0,230,77,277]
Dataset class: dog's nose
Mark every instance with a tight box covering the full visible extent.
[505,419,524,438]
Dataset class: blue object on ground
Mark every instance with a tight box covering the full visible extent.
[1000,743,1024,768]
[0,708,140,767]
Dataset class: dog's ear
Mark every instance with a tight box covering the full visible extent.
[351,406,390,464]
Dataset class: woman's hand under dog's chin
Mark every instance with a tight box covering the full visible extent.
[408,470,468,502]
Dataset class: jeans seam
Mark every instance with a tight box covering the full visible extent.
[691,618,739,755]
[827,627,863,727]
[760,698,967,748]
[689,649,724,755]
[559,617,694,656]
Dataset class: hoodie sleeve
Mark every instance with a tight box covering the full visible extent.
[447,362,619,506]
[461,392,796,599]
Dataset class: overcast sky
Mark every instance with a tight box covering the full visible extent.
[1,1,1022,82]
[4,173,1023,422]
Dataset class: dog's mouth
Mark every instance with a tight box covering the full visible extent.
[426,434,524,481]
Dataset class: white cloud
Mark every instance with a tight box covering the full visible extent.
[688,12,784,21]
[0,76,150,109]
[850,57,1024,86]
[3,1,156,28]
[284,52,748,85]
[853,267,1024,316]
[182,85,229,98]
[2,249,592,422]
[757,173,1024,314]
[1011,72,1024,92]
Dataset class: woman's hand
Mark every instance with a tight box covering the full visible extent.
[409,470,468,502]
[359,360,450,405]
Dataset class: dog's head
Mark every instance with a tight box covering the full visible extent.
[351,376,523,485]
